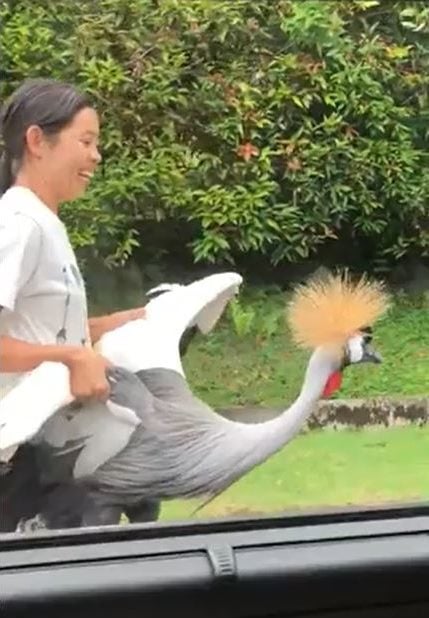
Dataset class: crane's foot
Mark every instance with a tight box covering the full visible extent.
[0,461,13,476]
[15,513,48,534]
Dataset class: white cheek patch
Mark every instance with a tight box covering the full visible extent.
[348,335,364,363]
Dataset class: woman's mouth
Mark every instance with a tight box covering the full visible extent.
[78,171,94,182]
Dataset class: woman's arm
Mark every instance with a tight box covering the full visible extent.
[0,333,111,402]
[0,303,82,373]
[0,335,83,373]
[88,307,146,344]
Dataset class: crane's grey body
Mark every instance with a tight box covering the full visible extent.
[29,345,339,530]
[12,338,378,530]
[93,368,261,500]
[34,367,277,508]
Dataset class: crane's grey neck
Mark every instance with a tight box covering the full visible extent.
[269,347,333,437]
[225,347,335,480]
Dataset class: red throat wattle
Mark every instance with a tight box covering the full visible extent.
[322,371,342,398]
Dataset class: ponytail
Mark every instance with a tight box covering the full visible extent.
[0,151,13,196]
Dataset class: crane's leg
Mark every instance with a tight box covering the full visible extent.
[18,488,125,530]
[0,445,91,533]
[12,483,91,533]
[124,498,161,524]
[39,482,89,529]
[80,491,123,527]
[0,445,42,532]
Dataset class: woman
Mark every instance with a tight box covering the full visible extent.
[0,78,145,531]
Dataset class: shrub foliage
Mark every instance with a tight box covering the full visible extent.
[1,0,429,269]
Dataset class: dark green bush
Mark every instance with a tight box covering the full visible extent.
[1,0,429,269]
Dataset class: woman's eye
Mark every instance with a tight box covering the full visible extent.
[80,137,97,147]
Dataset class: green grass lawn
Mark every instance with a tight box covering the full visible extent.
[160,425,429,521]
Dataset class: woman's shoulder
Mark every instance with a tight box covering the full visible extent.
[0,186,61,234]
[1,188,41,226]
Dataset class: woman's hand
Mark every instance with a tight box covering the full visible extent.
[65,347,112,402]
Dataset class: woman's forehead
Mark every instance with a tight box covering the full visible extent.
[67,107,100,134]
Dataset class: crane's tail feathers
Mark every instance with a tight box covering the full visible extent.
[287,270,390,350]
[50,436,90,457]
[0,362,73,462]
[191,491,223,516]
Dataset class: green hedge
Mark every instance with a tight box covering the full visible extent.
[1,0,429,269]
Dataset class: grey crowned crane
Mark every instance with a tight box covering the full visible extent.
[0,271,389,530]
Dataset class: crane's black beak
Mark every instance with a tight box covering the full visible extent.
[361,342,382,364]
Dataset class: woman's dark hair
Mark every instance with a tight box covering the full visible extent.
[0,78,91,195]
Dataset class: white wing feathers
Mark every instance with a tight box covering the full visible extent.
[0,362,72,461]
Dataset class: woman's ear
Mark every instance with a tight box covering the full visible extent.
[24,125,46,158]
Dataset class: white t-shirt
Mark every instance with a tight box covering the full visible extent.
[0,186,90,395]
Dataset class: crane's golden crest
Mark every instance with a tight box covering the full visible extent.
[286,272,390,349]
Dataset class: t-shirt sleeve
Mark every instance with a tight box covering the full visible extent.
[0,213,42,312]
